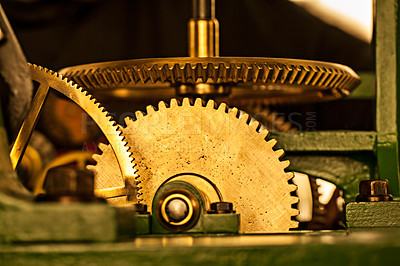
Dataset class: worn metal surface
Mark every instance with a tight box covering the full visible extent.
[347,201,400,228]
[93,98,298,232]
[0,192,117,243]
[2,230,400,265]
[271,131,376,152]
[375,0,400,196]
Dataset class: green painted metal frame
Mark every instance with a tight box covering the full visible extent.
[271,0,400,198]
[375,0,400,196]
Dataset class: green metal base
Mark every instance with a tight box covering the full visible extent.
[347,201,400,228]
[1,229,400,265]
[0,192,118,243]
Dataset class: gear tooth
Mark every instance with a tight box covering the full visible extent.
[290,220,299,229]
[146,105,156,114]
[291,195,299,204]
[249,120,260,131]
[229,107,239,117]
[239,113,250,124]
[280,160,290,169]
[285,172,294,181]
[135,110,144,119]
[170,98,179,107]
[275,149,285,159]
[194,98,204,107]
[124,116,134,126]
[289,184,297,193]
[259,129,270,139]
[87,165,96,172]
[206,99,216,109]
[266,138,277,148]
[217,102,228,113]
[92,154,102,162]
[98,143,108,151]
[158,101,167,110]
[182,97,191,106]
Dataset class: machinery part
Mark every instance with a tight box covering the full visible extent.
[10,73,50,169]
[92,98,298,232]
[59,57,360,104]
[189,0,219,57]
[356,179,393,202]
[244,103,298,132]
[60,57,359,94]
[17,64,137,200]
[208,202,234,214]
[150,180,238,234]
[19,131,56,190]
[155,182,201,232]
[36,167,98,203]
[0,4,33,139]
[33,151,93,195]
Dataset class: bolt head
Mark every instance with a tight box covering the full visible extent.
[356,179,393,202]
[209,202,234,213]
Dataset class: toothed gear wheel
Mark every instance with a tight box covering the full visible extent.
[243,103,298,132]
[91,97,298,232]
[59,57,360,105]
[28,63,138,199]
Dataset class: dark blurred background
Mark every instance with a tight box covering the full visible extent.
[1,0,375,131]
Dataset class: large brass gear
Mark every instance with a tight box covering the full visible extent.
[27,64,137,199]
[59,57,360,105]
[92,97,298,232]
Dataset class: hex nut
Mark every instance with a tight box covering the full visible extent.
[208,202,235,214]
[356,179,393,202]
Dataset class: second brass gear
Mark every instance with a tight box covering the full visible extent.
[59,57,361,105]
[91,98,298,232]
[28,64,138,200]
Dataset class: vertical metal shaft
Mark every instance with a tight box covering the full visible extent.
[189,0,219,57]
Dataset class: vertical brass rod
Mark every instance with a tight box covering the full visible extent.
[189,0,219,57]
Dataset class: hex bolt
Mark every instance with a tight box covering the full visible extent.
[36,166,97,202]
[356,179,393,202]
[208,201,235,214]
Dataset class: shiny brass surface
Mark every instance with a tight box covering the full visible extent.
[188,19,219,57]
[91,98,298,232]
[157,187,201,232]
[59,57,360,104]
[15,64,138,200]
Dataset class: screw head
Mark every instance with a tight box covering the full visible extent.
[208,202,234,214]
[356,179,393,202]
